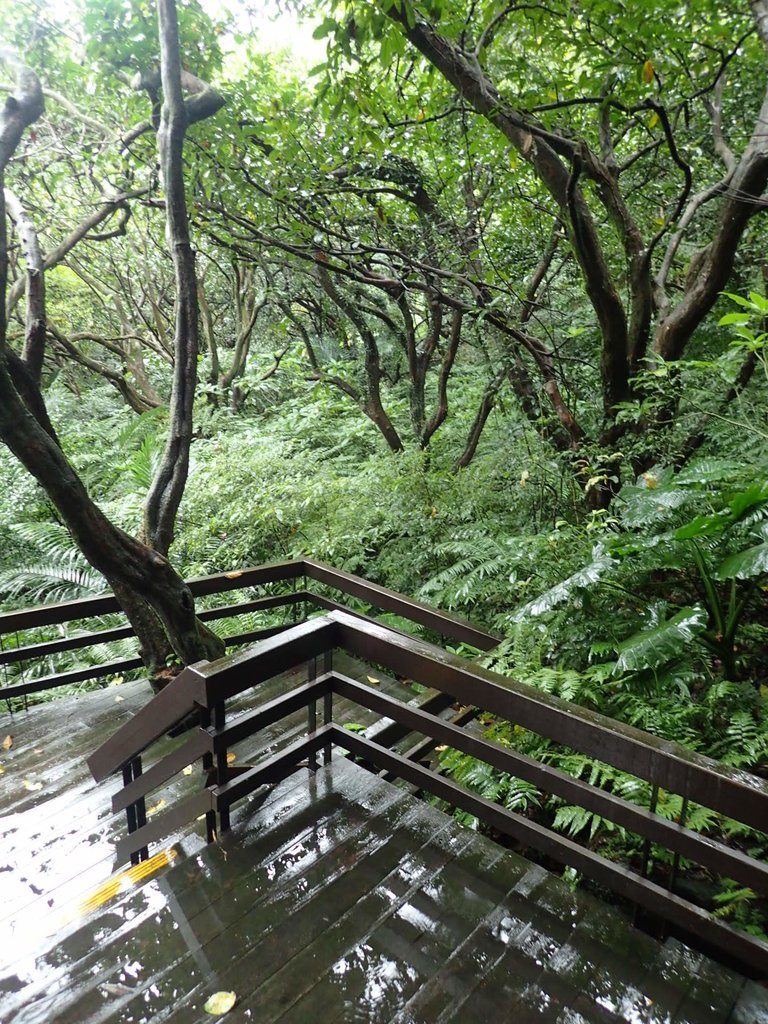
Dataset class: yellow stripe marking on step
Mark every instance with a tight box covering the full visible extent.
[46,847,179,934]
[78,847,179,917]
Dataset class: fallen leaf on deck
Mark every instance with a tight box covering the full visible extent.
[224,571,242,579]
[183,764,194,776]
[2,735,12,750]
[204,991,236,1015]
[226,752,236,765]
[23,779,43,791]
[366,675,380,685]
[102,982,134,996]
[146,798,166,816]
[115,696,124,703]
[435,745,448,752]
[0,765,5,774]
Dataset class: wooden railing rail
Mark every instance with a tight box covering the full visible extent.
[0,559,498,701]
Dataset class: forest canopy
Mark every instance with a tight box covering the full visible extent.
[0,0,766,789]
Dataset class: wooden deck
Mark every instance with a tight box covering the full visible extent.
[2,680,768,1023]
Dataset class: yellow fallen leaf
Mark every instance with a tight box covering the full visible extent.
[115,695,124,703]
[224,571,242,579]
[147,798,166,816]
[366,675,380,685]
[111,676,124,686]
[2,735,12,750]
[435,745,448,752]
[226,752,236,765]
[23,779,43,791]
[183,764,194,776]
[0,765,5,774]
[204,991,236,1015]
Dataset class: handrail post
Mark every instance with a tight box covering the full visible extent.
[122,756,148,864]
[322,650,333,765]
[199,706,217,844]
[213,701,231,834]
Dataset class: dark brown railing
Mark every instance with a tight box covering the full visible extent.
[0,558,497,702]
[89,607,768,977]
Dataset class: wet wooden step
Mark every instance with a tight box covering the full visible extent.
[0,657,421,948]
[3,757,766,1024]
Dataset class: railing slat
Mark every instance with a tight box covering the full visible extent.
[112,729,211,813]
[114,789,213,865]
[304,558,498,650]
[332,672,768,896]
[213,725,332,809]
[88,663,208,781]
[209,676,332,752]
[328,609,768,832]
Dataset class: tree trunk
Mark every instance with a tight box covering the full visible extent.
[0,21,225,687]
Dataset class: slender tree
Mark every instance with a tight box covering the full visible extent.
[0,3,226,685]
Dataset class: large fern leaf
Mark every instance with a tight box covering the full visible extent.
[614,606,707,672]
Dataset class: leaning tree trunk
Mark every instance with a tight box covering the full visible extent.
[0,16,226,687]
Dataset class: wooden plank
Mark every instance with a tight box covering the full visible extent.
[304,558,499,650]
[198,591,309,621]
[328,610,768,832]
[332,673,768,896]
[88,663,208,782]
[0,656,143,700]
[331,726,768,976]
[0,625,134,664]
[112,730,211,813]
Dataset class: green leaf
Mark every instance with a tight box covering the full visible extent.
[717,542,768,580]
[512,553,613,620]
[721,292,758,309]
[615,606,707,672]
[718,313,751,326]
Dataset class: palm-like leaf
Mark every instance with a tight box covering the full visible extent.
[614,606,707,672]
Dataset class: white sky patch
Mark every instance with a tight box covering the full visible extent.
[200,1,325,67]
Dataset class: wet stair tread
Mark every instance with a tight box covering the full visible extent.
[2,763,337,1020]
[3,757,759,1024]
[0,658,415,945]
[2,686,767,1022]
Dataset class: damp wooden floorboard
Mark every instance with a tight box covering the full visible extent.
[0,657,421,956]
[2,675,768,1023]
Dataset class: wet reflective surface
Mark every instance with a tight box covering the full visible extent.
[2,681,768,1023]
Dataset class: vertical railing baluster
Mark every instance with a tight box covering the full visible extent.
[213,701,230,834]
[16,633,28,710]
[633,783,659,927]
[668,796,688,896]
[322,649,333,765]
[199,706,216,844]
[0,634,11,713]
[132,756,148,862]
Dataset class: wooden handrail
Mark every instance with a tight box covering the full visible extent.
[0,559,498,650]
[303,558,499,650]
[327,609,768,831]
[88,661,208,781]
